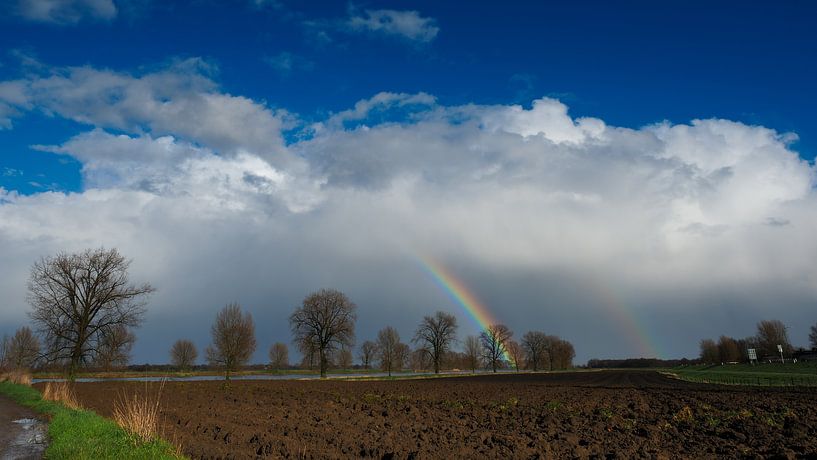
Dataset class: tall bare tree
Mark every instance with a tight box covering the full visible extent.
[0,335,9,370]
[376,326,402,377]
[412,311,458,374]
[480,324,512,372]
[699,339,718,363]
[27,248,154,379]
[506,340,524,372]
[6,326,40,370]
[206,303,257,380]
[289,289,356,378]
[550,338,575,369]
[269,342,289,370]
[94,325,135,371]
[810,323,817,350]
[717,336,741,363]
[521,331,547,371]
[170,339,198,370]
[755,319,792,356]
[463,335,481,372]
[359,340,378,369]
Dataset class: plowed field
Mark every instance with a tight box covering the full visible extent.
[42,371,817,459]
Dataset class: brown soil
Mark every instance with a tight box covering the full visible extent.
[39,371,817,459]
[0,394,47,459]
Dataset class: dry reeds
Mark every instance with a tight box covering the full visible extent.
[113,380,165,444]
[42,381,82,410]
[0,369,33,385]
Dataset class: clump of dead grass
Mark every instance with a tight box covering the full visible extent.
[42,380,83,410]
[113,380,166,444]
[0,369,33,385]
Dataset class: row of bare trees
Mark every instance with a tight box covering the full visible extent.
[7,247,575,379]
[699,319,817,364]
[354,315,575,375]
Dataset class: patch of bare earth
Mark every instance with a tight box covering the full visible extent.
[40,371,817,459]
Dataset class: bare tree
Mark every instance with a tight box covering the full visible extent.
[94,325,135,371]
[6,326,40,370]
[521,331,547,371]
[206,303,257,380]
[506,340,524,372]
[410,346,431,371]
[755,319,792,356]
[809,323,817,350]
[480,324,512,372]
[550,338,575,369]
[289,289,356,378]
[269,342,289,370]
[359,340,378,370]
[376,326,402,377]
[0,335,9,370]
[412,311,458,374]
[335,347,354,369]
[463,335,481,373]
[297,337,319,370]
[27,248,154,379]
[717,336,740,363]
[170,339,198,370]
[699,339,718,363]
[394,343,410,372]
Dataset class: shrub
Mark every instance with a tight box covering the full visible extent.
[113,381,165,444]
[42,381,82,410]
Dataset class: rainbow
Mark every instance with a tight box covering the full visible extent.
[417,255,513,362]
[583,278,662,359]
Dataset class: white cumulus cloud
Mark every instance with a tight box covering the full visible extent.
[1,62,815,362]
[347,9,439,43]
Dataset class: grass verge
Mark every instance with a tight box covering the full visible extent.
[0,381,183,459]
[669,363,817,387]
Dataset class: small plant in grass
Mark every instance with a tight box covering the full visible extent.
[673,405,694,423]
[704,415,721,428]
[443,399,465,410]
[42,381,82,410]
[113,380,166,444]
[546,400,562,411]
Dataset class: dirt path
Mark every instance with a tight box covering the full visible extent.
[0,395,46,460]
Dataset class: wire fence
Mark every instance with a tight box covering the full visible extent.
[678,373,817,387]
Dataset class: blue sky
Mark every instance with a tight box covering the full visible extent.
[1,0,817,364]
[2,1,815,194]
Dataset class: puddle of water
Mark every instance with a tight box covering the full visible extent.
[2,418,47,460]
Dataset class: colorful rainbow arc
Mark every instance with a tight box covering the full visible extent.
[418,256,663,362]
[417,255,513,363]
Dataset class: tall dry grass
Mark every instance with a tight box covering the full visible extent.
[113,380,166,444]
[42,381,83,410]
[0,369,33,385]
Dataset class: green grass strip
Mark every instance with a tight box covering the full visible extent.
[0,381,183,459]
[668,363,817,387]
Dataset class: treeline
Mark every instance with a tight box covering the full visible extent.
[586,358,696,369]
[0,247,576,379]
[699,319,817,364]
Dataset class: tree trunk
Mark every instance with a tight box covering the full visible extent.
[319,348,327,378]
